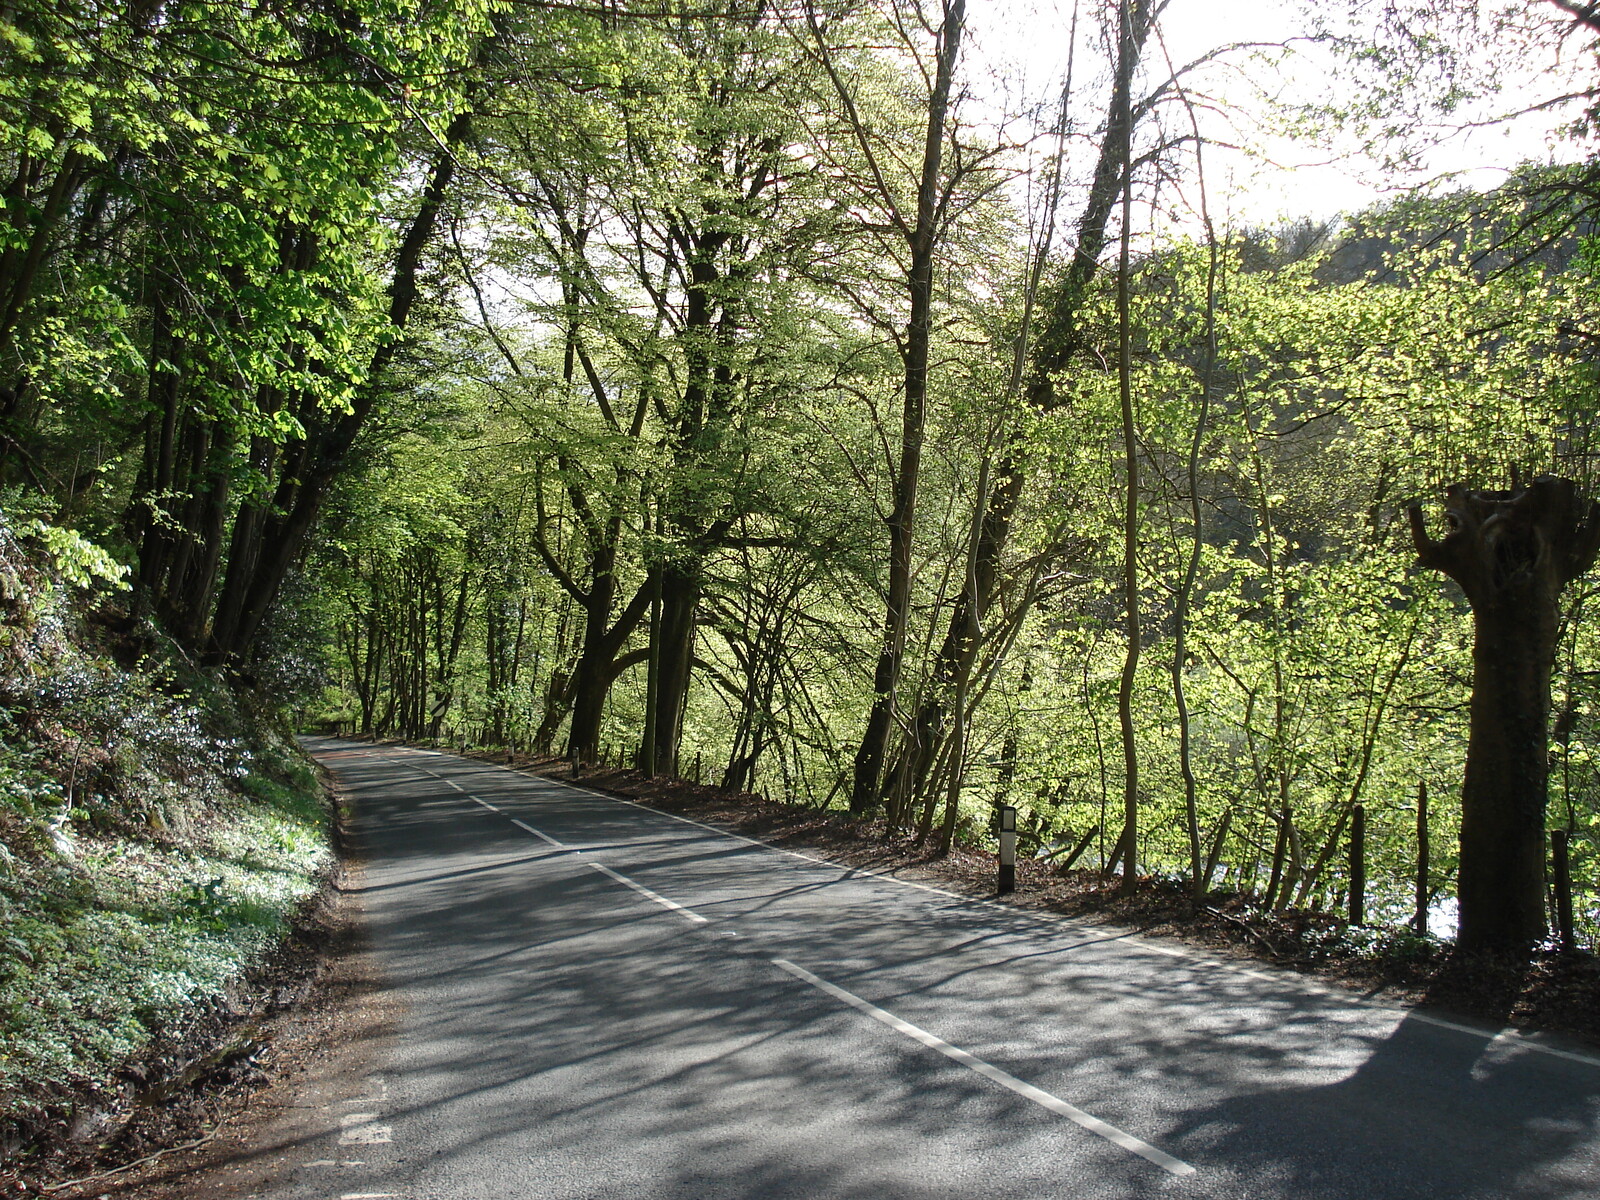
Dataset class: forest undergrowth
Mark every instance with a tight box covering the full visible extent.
[0,509,335,1186]
[419,741,1600,1049]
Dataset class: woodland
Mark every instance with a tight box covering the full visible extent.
[4,0,1600,971]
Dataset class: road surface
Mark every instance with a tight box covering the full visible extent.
[270,738,1600,1199]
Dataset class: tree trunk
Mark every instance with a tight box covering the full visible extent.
[648,562,699,776]
[934,453,991,857]
[847,0,966,814]
[1459,600,1556,949]
[1408,477,1600,954]
[1113,2,1140,898]
[893,4,1152,812]
[566,555,619,762]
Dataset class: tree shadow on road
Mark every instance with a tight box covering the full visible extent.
[1162,1004,1599,1200]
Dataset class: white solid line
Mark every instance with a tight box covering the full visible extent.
[627,799,973,899]
[1400,1011,1600,1067]
[587,862,708,923]
[522,769,1003,909]
[1139,942,1187,958]
[511,818,568,849]
[571,778,1600,1070]
[771,958,1195,1177]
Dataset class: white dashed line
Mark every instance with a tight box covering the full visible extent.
[773,957,1195,1176]
[511,818,569,849]
[587,862,707,923]
[337,1113,392,1145]
[522,762,1600,1071]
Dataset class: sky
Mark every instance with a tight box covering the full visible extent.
[967,0,1595,233]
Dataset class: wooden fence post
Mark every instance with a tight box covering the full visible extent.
[998,805,1017,894]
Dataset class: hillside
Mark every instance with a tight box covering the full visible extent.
[0,509,332,1179]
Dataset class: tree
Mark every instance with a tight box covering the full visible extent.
[793,0,971,814]
[1409,478,1600,952]
[0,0,496,666]
[886,0,1158,829]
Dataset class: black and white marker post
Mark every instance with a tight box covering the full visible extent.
[998,805,1017,895]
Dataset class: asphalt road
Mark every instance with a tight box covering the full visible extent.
[281,737,1600,1200]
